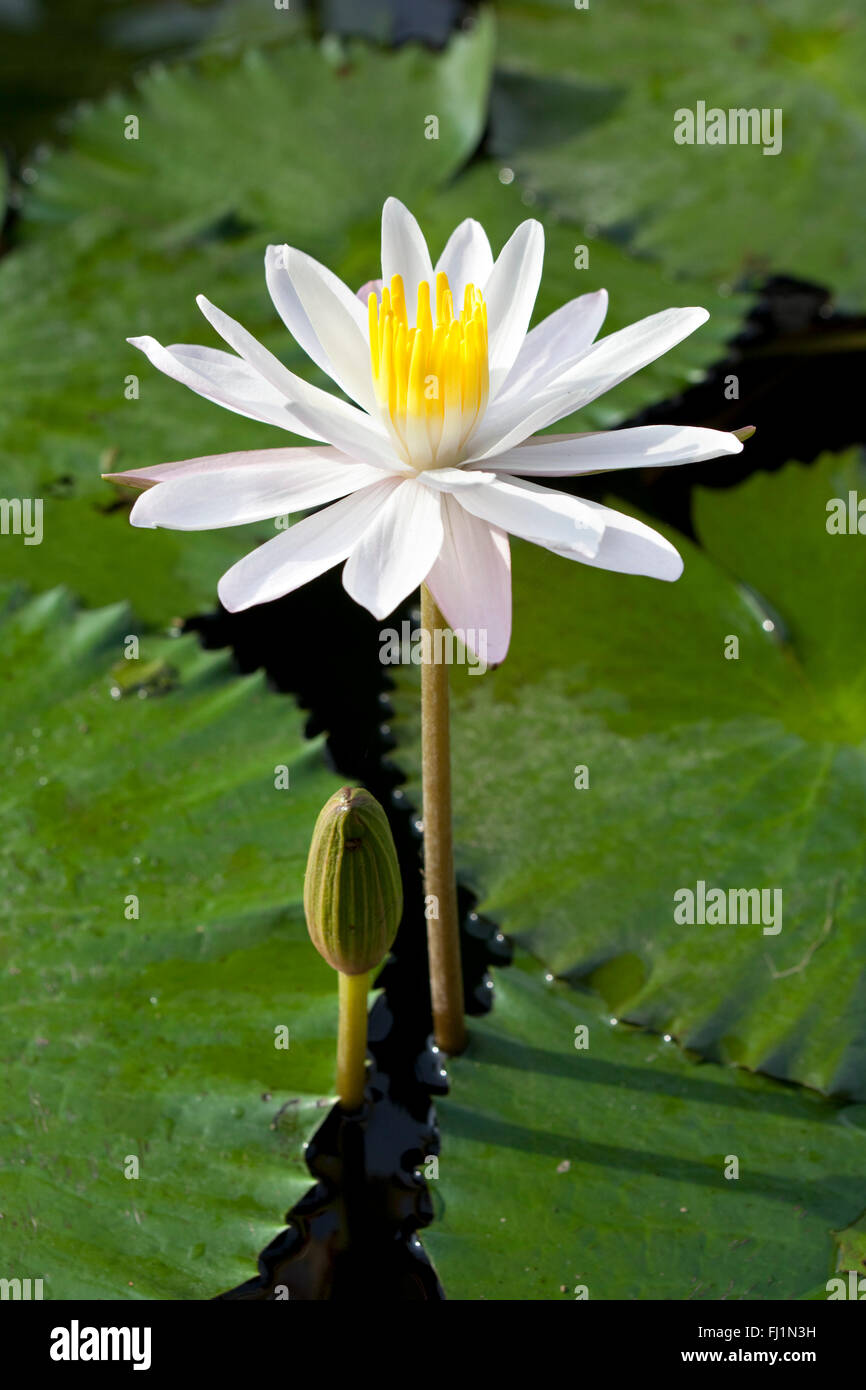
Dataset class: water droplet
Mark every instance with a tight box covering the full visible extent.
[498,166,514,185]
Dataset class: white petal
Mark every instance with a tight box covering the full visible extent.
[490,424,744,476]
[127,337,318,436]
[465,306,710,461]
[218,478,400,612]
[342,479,444,620]
[435,218,494,305]
[495,289,608,404]
[483,219,544,399]
[105,444,357,489]
[265,244,368,388]
[418,466,497,490]
[381,197,433,308]
[276,247,377,412]
[545,497,683,581]
[195,295,401,468]
[130,458,392,530]
[454,474,603,557]
[425,494,512,666]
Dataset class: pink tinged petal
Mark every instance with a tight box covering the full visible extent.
[490,424,744,476]
[425,494,512,666]
[466,306,710,462]
[545,496,683,581]
[495,289,608,404]
[265,244,368,388]
[357,278,383,302]
[218,477,401,612]
[342,479,445,621]
[129,458,392,531]
[278,248,378,413]
[127,337,321,436]
[104,444,358,490]
[483,219,545,399]
[381,197,434,309]
[434,218,495,307]
[195,295,401,469]
[454,474,604,558]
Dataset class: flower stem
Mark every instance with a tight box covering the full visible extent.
[336,970,370,1111]
[420,584,466,1054]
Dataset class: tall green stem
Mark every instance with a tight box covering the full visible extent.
[420,584,466,1054]
[336,970,370,1110]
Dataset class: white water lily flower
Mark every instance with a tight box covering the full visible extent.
[108,197,744,664]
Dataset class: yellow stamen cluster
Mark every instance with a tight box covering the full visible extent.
[368,271,489,466]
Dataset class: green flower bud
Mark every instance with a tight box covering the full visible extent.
[304,787,403,975]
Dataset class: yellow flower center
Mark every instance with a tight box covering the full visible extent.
[368,271,489,468]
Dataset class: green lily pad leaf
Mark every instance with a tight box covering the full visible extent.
[424,950,866,1300]
[19,18,494,248]
[406,160,752,431]
[390,450,866,1097]
[491,0,866,306]
[0,585,345,1298]
[831,1205,866,1288]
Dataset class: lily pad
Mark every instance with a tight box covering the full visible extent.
[18,18,494,248]
[390,450,866,1098]
[424,949,866,1300]
[490,0,866,305]
[0,585,345,1298]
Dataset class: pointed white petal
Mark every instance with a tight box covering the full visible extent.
[496,289,608,403]
[195,295,401,468]
[483,219,544,399]
[129,458,392,530]
[265,244,368,388]
[105,444,358,490]
[425,494,512,666]
[218,478,400,611]
[381,197,434,308]
[276,247,377,412]
[342,479,444,620]
[127,337,319,435]
[490,424,744,476]
[435,218,495,305]
[454,474,603,557]
[465,306,710,462]
[545,496,683,580]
